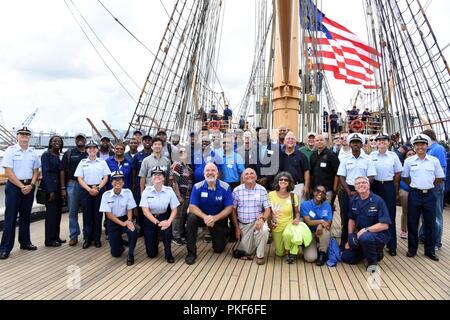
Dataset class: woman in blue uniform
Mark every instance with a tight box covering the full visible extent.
[41,135,65,247]
[140,166,179,263]
[74,140,111,249]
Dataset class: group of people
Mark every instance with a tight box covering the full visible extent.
[0,124,446,272]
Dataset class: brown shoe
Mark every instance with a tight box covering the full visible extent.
[69,239,78,246]
[256,257,265,265]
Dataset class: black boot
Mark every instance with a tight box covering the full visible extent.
[315,251,327,266]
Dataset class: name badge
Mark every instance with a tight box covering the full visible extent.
[309,211,316,218]
[227,164,233,169]
[320,162,327,168]
[201,192,208,198]
[267,150,274,155]
[206,157,212,162]
[254,193,260,200]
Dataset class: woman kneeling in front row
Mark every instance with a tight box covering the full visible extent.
[140,166,180,263]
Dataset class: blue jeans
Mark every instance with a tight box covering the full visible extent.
[419,182,444,248]
[67,181,83,240]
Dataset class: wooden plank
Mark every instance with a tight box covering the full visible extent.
[280,255,291,300]
[260,243,275,299]
[312,263,329,300]
[250,244,270,300]
[297,257,310,300]
[324,267,349,300]
[304,262,319,299]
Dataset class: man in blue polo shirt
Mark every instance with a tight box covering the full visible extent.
[185,163,233,265]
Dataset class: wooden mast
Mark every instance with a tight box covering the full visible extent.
[272,0,300,137]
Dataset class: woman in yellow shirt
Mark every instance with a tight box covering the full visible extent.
[268,172,300,263]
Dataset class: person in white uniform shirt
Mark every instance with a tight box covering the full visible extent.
[100,171,138,266]
[337,132,376,250]
[140,166,180,263]
[74,140,111,249]
[370,132,403,256]
[402,134,445,262]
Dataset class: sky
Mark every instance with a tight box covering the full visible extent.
[0,0,448,137]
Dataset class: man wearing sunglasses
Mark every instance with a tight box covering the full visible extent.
[301,186,333,266]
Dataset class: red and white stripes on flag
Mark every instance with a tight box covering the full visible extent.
[307,14,382,89]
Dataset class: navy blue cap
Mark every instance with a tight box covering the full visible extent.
[16,126,32,135]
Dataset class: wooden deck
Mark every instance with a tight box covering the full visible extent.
[0,207,449,300]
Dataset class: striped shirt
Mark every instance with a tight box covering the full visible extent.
[232,183,270,224]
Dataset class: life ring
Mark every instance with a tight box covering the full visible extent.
[207,120,221,130]
[350,119,365,132]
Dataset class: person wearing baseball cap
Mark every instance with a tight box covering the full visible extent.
[337,131,376,250]
[299,132,316,161]
[140,166,180,263]
[0,126,40,259]
[370,132,403,256]
[98,136,114,160]
[401,133,444,261]
[100,170,138,266]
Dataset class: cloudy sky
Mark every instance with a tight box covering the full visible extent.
[0,0,448,137]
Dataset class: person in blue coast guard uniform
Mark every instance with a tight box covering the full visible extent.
[74,140,111,249]
[0,127,40,260]
[337,132,376,251]
[341,176,391,271]
[402,134,445,261]
[370,132,403,256]
[100,171,138,266]
[140,166,179,263]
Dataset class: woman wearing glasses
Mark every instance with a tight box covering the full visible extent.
[268,172,301,263]
[301,185,333,266]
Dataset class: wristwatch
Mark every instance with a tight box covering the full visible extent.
[364,227,370,232]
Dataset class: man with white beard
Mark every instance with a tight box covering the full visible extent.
[185,163,233,265]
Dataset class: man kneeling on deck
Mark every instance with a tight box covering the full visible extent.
[185,163,233,265]
[341,176,391,271]
[231,168,271,265]
[100,171,138,266]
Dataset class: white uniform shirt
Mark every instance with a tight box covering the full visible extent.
[1,144,40,180]
[99,188,137,217]
[140,185,180,214]
[402,154,445,189]
[74,157,111,185]
[337,153,376,186]
[370,150,403,181]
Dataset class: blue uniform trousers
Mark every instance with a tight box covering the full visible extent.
[143,211,173,259]
[341,231,389,265]
[44,192,63,245]
[0,182,34,253]
[408,188,436,256]
[372,180,397,251]
[419,181,444,248]
[81,188,104,243]
[340,185,356,250]
[107,216,137,258]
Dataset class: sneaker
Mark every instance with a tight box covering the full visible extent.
[185,255,196,265]
[315,251,327,266]
[204,234,212,243]
[172,238,184,246]
[286,254,295,264]
[400,231,408,239]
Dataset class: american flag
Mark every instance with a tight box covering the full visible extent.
[303,3,381,89]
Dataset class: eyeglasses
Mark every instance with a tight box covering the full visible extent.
[278,178,289,182]
[115,148,125,151]
[315,189,326,194]
[369,139,375,141]
[179,150,186,154]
